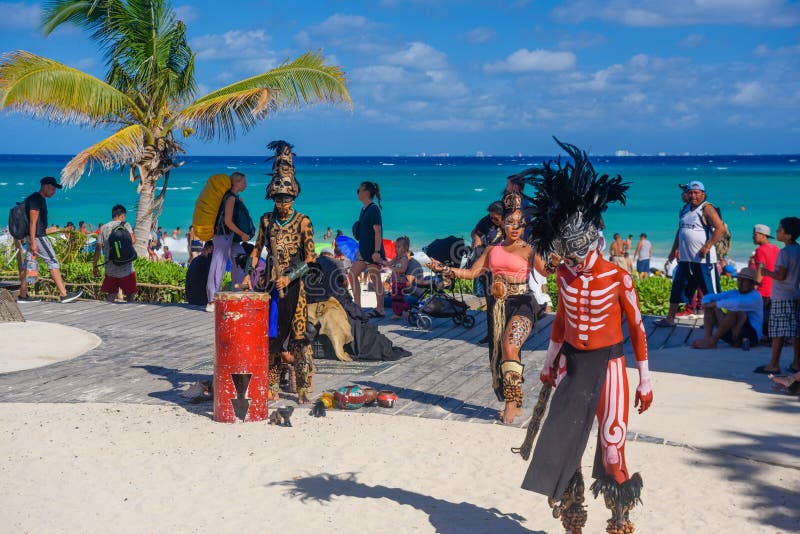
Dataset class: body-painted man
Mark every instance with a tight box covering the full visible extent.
[516,139,653,534]
[243,140,316,403]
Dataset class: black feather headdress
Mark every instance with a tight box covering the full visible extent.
[510,137,629,256]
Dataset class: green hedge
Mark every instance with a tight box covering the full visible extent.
[545,273,737,315]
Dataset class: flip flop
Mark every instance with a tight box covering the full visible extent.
[653,318,675,328]
[754,365,780,374]
[367,310,386,319]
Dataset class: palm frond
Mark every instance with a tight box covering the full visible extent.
[0,50,139,125]
[176,87,276,141]
[175,51,351,141]
[61,124,148,186]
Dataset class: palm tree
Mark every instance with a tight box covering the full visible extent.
[0,0,351,255]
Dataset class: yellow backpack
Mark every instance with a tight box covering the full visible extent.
[192,173,231,241]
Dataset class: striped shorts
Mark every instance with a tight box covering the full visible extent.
[767,299,799,338]
[21,236,60,270]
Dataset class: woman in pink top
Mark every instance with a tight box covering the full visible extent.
[429,193,545,424]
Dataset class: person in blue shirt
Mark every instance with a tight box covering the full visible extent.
[692,267,763,349]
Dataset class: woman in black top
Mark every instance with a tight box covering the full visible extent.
[349,181,386,318]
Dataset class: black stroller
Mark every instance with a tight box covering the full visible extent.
[408,236,476,331]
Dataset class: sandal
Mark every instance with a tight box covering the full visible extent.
[367,310,386,319]
[754,365,780,374]
[654,318,675,328]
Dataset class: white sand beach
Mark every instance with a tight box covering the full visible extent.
[1,358,797,533]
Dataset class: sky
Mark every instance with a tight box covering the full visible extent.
[0,0,799,156]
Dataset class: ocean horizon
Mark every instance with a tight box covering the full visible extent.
[2,153,798,266]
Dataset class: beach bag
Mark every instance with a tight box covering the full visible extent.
[701,204,732,260]
[8,202,29,240]
[192,174,231,241]
[107,224,137,266]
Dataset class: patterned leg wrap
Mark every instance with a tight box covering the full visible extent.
[590,473,643,534]
[291,341,314,402]
[548,469,588,533]
[268,358,281,393]
[501,360,524,408]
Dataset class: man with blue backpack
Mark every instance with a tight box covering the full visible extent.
[92,204,138,302]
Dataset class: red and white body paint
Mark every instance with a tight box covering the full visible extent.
[541,248,653,484]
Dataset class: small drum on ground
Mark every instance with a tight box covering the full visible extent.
[213,291,270,423]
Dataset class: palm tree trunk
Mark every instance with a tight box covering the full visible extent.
[133,175,156,257]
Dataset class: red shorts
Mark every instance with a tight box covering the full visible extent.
[101,272,137,295]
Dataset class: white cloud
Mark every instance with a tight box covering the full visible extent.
[383,42,448,70]
[294,14,384,54]
[174,5,199,22]
[484,48,576,73]
[0,2,40,29]
[552,0,800,28]
[755,43,800,56]
[192,30,271,61]
[351,65,406,84]
[460,27,496,45]
[731,81,767,105]
[680,34,705,48]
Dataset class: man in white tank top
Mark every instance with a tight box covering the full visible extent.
[656,181,727,327]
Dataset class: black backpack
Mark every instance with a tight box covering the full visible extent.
[8,201,29,240]
[107,224,138,266]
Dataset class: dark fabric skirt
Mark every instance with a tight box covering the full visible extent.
[489,293,539,402]
[521,342,623,499]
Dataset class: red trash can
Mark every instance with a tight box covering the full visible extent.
[213,291,270,423]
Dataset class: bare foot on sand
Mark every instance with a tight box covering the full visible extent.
[769,374,797,388]
[497,402,522,424]
[691,338,717,349]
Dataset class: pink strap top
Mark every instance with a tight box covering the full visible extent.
[489,246,529,279]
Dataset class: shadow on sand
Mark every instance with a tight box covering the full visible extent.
[269,472,544,534]
[132,364,213,418]
[694,426,800,531]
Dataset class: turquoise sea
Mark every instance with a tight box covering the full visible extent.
[1,154,798,263]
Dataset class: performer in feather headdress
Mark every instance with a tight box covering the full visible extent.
[243,140,316,403]
[428,192,546,424]
[515,138,654,534]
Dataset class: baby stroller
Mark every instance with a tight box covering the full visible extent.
[408,236,476,331]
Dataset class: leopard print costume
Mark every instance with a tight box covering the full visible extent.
[254,209,316,401]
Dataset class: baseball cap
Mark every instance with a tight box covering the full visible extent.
[683,180,705,192]
[40,176,63,189]
[737,267,760,284]
[319,247,335,256]
[753,224,773,238]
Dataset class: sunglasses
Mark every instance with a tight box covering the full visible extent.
[504,222,526,230]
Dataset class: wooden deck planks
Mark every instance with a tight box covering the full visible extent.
[2,300,702,425]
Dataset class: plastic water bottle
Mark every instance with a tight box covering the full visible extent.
[742,338,751,351]
[25,256,39,286]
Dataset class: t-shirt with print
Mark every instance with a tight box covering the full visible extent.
[772,243,800,301]
[25,192,48,237]
[98,220,136,279]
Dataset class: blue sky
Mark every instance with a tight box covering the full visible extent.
[1,0,799,156]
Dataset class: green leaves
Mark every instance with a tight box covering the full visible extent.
[177,51,352,141]
[0,51,138,126]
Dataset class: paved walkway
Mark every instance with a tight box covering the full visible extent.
[1,300,704,428]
